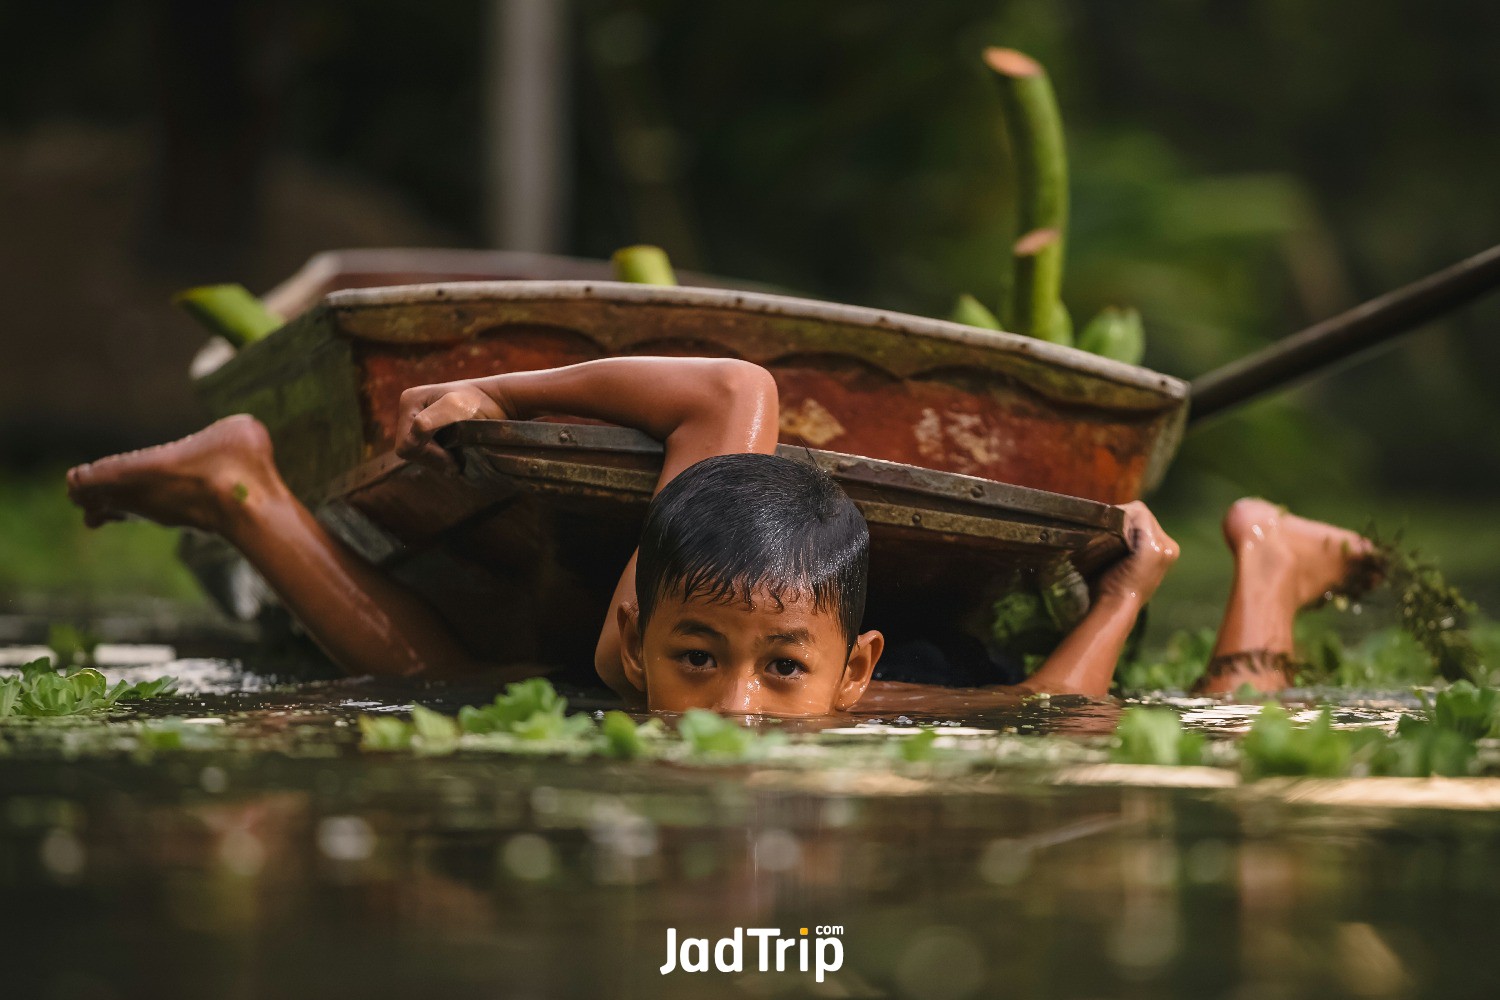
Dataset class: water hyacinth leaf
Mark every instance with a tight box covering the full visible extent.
[1,654,178,722]
[136,720,189,751]
[120,677,180,701]
[601,711,648,759]
[410,705,460,756]
[1379,719,1476,777]
[1111,707,1204,766]
[1240,706,1372,778]
[0,677,20,718]
[1423,681,1500,739]
[899,728,940,762]
[17,657,54,683]
[510,709,594,743]
[677,709,753,758]
[358,715,413,751]
[459,678,571,735]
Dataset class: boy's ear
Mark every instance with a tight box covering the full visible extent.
[834,629,883,711]
[616,602,648,694]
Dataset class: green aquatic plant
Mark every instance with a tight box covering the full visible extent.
[1234,687,1498,780]
[457,678,592,741]
[677,709,755,758]
[357,715,413,751]
[1369,528,1482,682]
[356,684,778,763]
[1421,681,1500,740]
[1293,627,1438,689]
[411,705,461,755]
[898,728,940,763]
[1116,628,1215,693]
[601,711,666,760]
[1378,717,1478,777]
[133,719,225,754]
[47,624,100,670]
[1111,707,1204,766]
[1240,706,1375,779]
[0,657,179,721]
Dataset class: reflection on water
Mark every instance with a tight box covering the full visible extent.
[1,650,1496,999]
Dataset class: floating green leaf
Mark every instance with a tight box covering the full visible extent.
[458,678,571,735]
[1111,707,1204,766]
[601,710,650,759]
[410,705,460,756]
[899,728,940,762]
[1240,706,1383,778]
[1422,680,1500,739]
[358,715,413,752]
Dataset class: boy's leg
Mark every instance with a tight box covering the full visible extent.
[1194,498,1377,694]
[67,416,484,677]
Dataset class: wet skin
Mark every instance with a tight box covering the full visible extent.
[616,587,883,716]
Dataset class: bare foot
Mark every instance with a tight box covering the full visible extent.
[1193,500,1379,696]
[66,415,278,532]
[1222,498,1378,610]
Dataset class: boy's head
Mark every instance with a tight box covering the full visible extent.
[617,453,883,716]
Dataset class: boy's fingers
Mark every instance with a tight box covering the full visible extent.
[395,388,439,456]
[399,394,477,467]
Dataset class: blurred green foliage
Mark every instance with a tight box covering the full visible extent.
[1,1,1496,656]
[0,472,203,602]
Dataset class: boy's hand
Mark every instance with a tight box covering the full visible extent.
[395,381,513,468]
[1095,501,1178,606]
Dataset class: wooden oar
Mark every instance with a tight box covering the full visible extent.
[1190,242,1500,424]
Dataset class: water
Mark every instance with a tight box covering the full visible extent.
[2,650,1497,999]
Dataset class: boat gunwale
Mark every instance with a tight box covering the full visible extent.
[441,420,1124,533]
[318,420,1125,570]
[320,280,1188,404]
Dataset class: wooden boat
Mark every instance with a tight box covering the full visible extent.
[185,249,1188,675]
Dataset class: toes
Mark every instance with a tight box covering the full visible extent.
[83,509,123,529]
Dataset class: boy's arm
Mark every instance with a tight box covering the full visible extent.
[394,357,781,698]
[1014,503,1177,698]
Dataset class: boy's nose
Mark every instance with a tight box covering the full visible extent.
[711,671,761,714]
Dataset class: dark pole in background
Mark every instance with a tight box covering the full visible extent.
[1190,243,1500,424]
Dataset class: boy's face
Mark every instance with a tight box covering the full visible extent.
[619,586,883,717]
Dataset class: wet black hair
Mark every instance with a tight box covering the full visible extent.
[635,453,869,647]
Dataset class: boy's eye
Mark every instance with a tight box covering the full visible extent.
[680,650,715,669]
[767,658,805,679]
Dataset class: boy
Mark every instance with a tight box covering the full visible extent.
[67,357,1375,715]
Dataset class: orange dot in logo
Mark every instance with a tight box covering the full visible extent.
[800,928,808,935]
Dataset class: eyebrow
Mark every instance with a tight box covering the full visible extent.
[669,620,813,647]
[671,619,726,641]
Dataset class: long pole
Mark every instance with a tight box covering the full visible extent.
[1190,243,1500,424]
